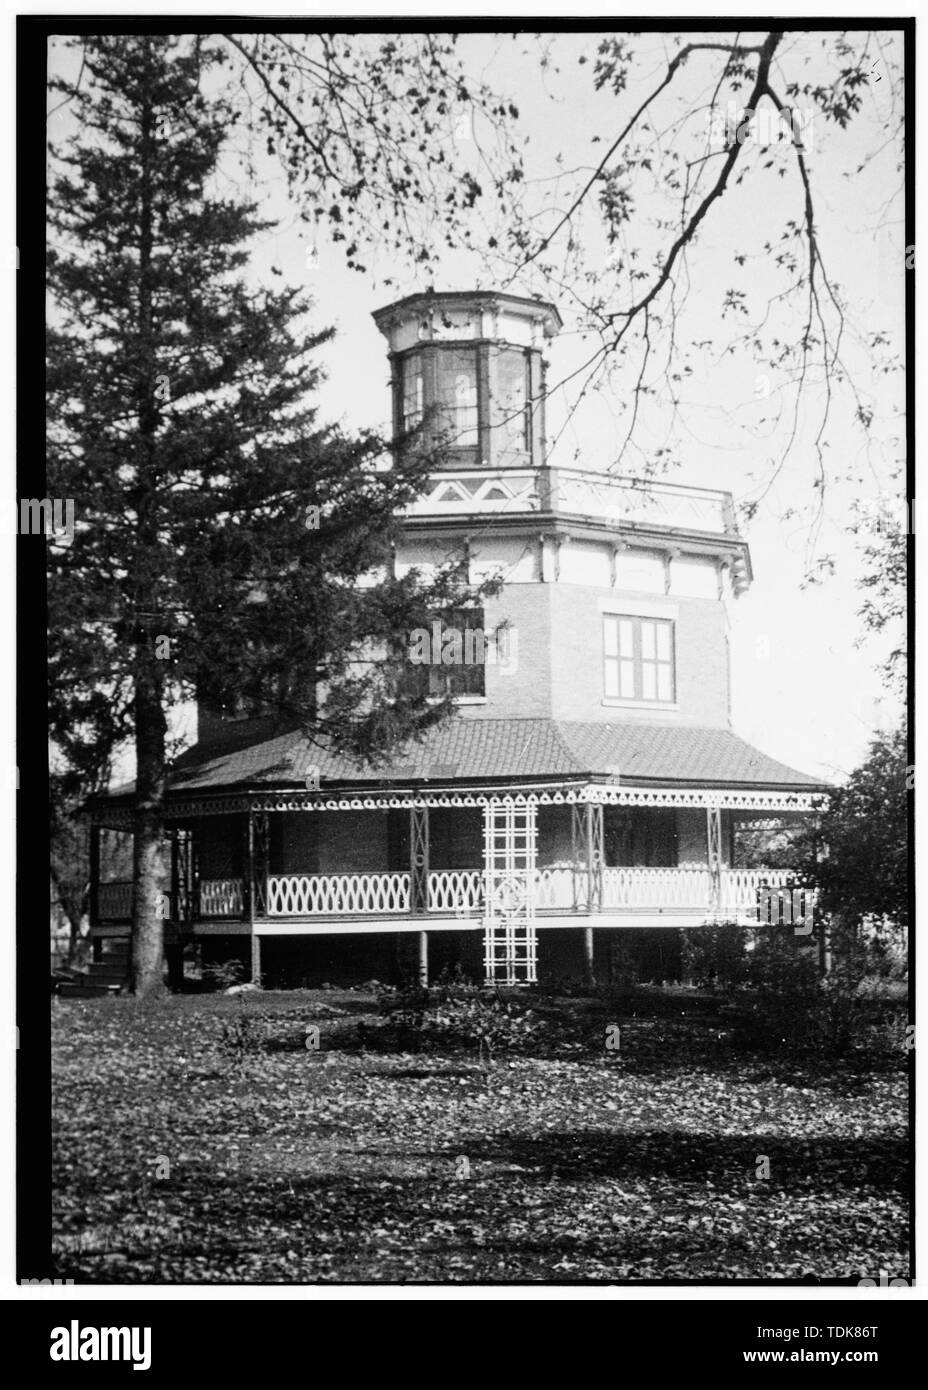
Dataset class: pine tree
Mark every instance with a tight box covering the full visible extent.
[48,35,485,995]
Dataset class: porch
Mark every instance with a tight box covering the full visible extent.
[97,863,796,929]
[91,787,816,984]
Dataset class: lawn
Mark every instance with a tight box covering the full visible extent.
[51,988,909,1283]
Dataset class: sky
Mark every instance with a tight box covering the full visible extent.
[46,27,908,784]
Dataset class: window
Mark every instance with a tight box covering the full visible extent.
[495,348,531,453]
[436,348,479,446]
[604,807,676,866]
[604,615,674,703]
[401,351,423,432]
[405,607,486,699]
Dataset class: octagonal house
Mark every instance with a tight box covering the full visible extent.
[88,289,826,989]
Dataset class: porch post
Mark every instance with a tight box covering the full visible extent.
[588,802,604,914]
[410,805,430,914]
[418,930,429,987]
[583,926,595,986]
[169,828,179,922]
[89,823,101,927]
[247,804,260,984]
[583,800,602,986]
[571,801,603,916]
[706,806,722,916]
[570,803,586,911]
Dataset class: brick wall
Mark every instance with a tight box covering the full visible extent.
[275,813,320,874]
[548,584,731,726]
[676,808,733,866]
[393,523,734,730]
[198,816,243,877]
[315,811,390,873]
[462,583,554,719]
[676,809,708,865]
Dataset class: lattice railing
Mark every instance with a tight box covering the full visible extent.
[199,879,244,918]
[427,869,483,914]
[602,866,711,911]
[551,469,732,534]
[407,469,538,517]
[98,881,133,920]
[535,868,577,909]
[266,872,410,917]
[599,865,796,916]
[98,882,175,920]
[720,867,794,919]
[404,466,735,535]
[187,865,799,921]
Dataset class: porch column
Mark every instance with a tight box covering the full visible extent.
[169,828,179,922]
[410,805,430,914]
[706,806,722,915]
[418,930,429,987]
[570,804,586,910]
[570,801,603,914]
[165,939,184,990]
[246,805,260,984]
[583,926,595,986]
[89,823,101,927]
[588,802,604,914]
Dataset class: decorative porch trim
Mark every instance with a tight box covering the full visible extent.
[90,781,823,827]
[410,806,430,914]
[706,805,722,912]
[251,784,822,812]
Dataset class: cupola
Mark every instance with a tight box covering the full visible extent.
[372,289,562,472]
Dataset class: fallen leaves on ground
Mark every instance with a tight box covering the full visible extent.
[50,989,909,1283]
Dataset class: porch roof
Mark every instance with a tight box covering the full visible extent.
[105,717,826,803]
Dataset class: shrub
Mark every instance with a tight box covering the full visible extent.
[680,923,749,993]
[203,957,246,992]
[422,995,538,1065]
[215,996,269,1069]
[368,973,539,1063]
[738,928,822,1046]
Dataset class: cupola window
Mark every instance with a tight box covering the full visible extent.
[401,350,424,432]
[436,347,479,447]
[495,347,531,454]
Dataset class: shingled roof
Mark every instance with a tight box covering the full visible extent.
[127,717,824,799]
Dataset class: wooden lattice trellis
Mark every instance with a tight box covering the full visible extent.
[483,798,537,985]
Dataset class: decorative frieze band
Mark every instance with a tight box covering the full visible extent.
[91,782,822,826]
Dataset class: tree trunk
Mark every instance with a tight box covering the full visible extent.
[129,44,167,999]
[130,662,167,996]
[65,902,87,967]
[50,867,88,966]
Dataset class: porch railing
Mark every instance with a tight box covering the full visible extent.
[602,866,712,912]
[98,881,133,921]
[265,871,411,917]
[199,878,244,918]
[427,869,483,913]
[185,865,799,921]
[719,867,794,918]
[97,881,175,921]
[405,467,736,535]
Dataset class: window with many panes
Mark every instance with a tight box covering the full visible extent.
[603,615,675,703]
[404,607,486,699]
[396,342,541,461]
[401,351,424,432]
[495,348,531,454]
[436,348,479,446]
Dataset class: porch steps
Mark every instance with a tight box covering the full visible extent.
[57,982,122,999]
[58,939,130,997]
